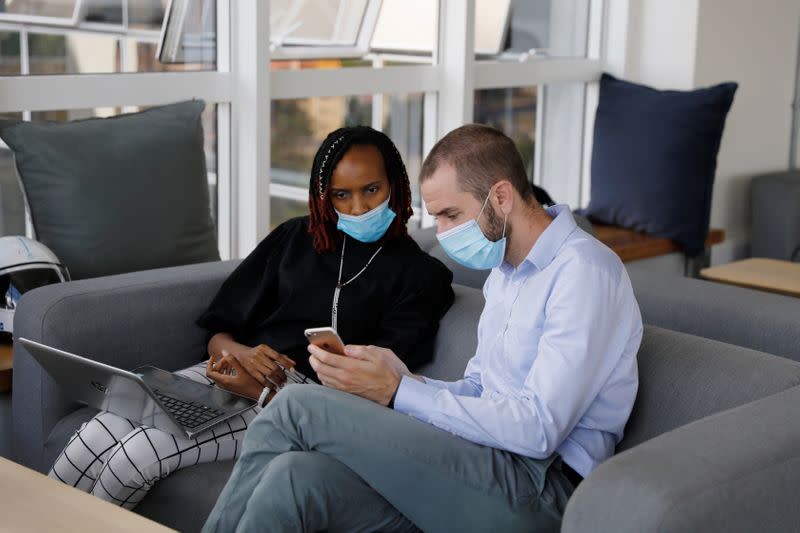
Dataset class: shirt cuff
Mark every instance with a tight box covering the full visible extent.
[393,375,438,416]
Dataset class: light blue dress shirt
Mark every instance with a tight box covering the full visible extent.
[395,205,642,477]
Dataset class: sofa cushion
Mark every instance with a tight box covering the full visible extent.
[0,100,219,280]
[584,73,737,256]
[620,326,800,451]
[137,460,234,532]
[629,269,800,363]
[417,284,483,380]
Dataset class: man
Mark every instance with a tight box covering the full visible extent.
[203,124,642,532]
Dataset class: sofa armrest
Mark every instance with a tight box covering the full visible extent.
[562,384,800,533]
[12,260,238,471]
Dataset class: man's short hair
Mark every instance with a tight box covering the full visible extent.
[420,124,534,202]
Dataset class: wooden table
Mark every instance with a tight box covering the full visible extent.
[700,258,800,297]
[592,224,726,263]
[0,342,11,392]
[0,456,175,532]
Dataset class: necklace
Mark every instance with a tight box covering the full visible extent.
[331,236,383,330]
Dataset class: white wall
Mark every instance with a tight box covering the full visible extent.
[695,0,800,263]
[620,0,800,264]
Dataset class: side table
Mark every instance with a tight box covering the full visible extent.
[700,258,800,297]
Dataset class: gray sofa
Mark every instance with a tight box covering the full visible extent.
[10,258,800,532]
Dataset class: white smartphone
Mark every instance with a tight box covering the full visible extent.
[304,327,346,355]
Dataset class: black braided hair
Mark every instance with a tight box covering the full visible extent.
[308,126,414,253]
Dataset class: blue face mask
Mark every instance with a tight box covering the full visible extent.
[436,192,507,270]
[335,196,396,243]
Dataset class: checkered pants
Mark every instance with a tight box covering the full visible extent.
[48,361,259,510]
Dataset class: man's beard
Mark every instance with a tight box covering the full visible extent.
[482,204,510,242]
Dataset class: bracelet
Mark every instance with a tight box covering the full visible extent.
[257,385,272,408]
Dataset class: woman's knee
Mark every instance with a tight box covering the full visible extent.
[101,427,167,486]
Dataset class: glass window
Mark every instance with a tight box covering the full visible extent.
[500,0,590,58]
[0,32,20,75]
[0,0,79,23]
[271,94,373,190]
[270,196,308,231]
[370,0,435,54]
[28,32,119,75]
[82,0,123,25]
[271,0,368,46]
[371,0,510,55]
[474,86,537,178]
[371,0,589,58]
[127,0,165,30]
[123,39,215,72]
[157,0,215,65]
[381,92,424,207]
[0,1,216,75]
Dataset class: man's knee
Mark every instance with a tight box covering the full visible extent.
[263,452,339,501]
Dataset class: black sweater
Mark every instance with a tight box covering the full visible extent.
[197,217,454,380]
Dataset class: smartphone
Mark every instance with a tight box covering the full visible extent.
[304,327,346,356]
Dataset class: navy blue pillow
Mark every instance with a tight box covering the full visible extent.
[584,73,737,256]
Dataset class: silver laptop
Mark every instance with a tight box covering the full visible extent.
[19,337,256,439]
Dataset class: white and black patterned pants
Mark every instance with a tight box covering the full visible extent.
[48,360,258,510]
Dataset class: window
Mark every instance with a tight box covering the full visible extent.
[0,0,216,76]
[271,0,368,46]
[0,31,20,74]
[157,0,215,65]
[0,0,80,25]
[474,87,537,177]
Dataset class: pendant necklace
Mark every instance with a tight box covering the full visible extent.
[331,235,383,330]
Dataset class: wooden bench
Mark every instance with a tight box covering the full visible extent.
[592,223,725,271]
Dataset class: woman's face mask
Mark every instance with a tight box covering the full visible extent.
[436,191,507,270]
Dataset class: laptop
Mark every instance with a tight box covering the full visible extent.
[18,337,256,439]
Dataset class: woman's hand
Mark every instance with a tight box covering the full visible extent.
[206,353,265,400]
[228,344,296,389]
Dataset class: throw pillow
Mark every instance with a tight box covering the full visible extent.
[0,100,219,279]
[583,73,737,256]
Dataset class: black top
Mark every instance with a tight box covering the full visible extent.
[197,217,455,380]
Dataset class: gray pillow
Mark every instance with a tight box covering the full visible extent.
[0,100,219,279]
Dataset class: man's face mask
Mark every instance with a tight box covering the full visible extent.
[436,190,507,270]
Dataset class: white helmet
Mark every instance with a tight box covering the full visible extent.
[0,236,70,336]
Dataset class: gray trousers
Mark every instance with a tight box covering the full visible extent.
[202,384,575,533]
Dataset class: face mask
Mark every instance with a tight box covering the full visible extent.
[335,196,396,243]
[436,192,507,270]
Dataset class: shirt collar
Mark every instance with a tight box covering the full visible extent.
[500,204,578,275]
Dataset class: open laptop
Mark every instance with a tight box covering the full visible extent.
[18,337,256,439]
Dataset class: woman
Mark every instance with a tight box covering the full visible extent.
[48,126,455,509]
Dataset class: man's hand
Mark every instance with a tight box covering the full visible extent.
[228,344,296,388]
[308,344,410,406]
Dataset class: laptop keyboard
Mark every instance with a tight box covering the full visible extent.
[153,390,225,429]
